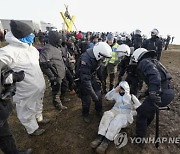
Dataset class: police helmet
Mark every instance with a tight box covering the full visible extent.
[93,42,112,60]
[151,28,159,36]
[116,44,131,58]
[131,48,156,63]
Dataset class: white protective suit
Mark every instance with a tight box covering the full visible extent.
[0,32,46,134]
[98,81,141,141]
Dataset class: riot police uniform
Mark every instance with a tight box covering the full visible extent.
[78,49,102,118]
[131,49,175,138]
[75,42,112,122]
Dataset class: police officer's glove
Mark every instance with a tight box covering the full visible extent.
[149,91,161,105]
[13,71,25,82]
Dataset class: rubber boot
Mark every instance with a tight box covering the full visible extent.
[90,135,104,149]
[96,138,110,154]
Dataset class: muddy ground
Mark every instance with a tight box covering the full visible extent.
[1,45,180,154]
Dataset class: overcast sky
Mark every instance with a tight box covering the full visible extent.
[0,0,179,44]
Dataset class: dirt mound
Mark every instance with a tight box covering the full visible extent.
[1,48,180,154]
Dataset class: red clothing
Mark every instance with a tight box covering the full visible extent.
[76,32,82,40]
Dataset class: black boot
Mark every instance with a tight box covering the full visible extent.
[83,115,91,123]
[90,135,104,149]
[96,137,110,154]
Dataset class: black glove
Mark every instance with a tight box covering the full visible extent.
[1,84,16,100]
[50,77,59,86]
[13,71,25,82]
[149,91,161,105]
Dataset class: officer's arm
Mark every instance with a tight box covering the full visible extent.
[80,60,97,98]
[96,67,103,82]
[157,40,163,52]
[118,60,127,77]
[138,59,161,93]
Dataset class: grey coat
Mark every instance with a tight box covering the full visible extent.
[39,44,65,80]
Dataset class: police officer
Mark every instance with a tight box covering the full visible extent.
[77,42,112,123]
[116,44,142,95]
[142,29,163,60]
[132,29,143,50]
[39,31,67,111]
[130,48,175,138]
[0,60,32,154]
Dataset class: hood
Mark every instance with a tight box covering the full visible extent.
[48,31,62,47]
[119,81,130,94]
[5,31,29,47]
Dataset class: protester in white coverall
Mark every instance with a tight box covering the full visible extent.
[0,20,49,136]
[91,81,141,154]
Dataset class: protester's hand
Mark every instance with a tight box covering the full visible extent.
[13,71,25,82]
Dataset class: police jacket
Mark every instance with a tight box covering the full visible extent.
[79,48,101,92]
[118,56,138,77]
[39,44,65,80]
[142,36,163,54]
[137,58,172,93]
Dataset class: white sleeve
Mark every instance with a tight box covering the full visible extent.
[105,88,117,101]
[0,48,15,67]
[5,73,13,84]
[131,94,141,109]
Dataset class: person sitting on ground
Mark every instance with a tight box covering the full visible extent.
[90,81,141,154]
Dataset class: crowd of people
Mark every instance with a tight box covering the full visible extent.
[0,20,175,154]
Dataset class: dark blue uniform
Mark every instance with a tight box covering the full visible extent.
[132,34,143,50]
[135,58,175,137]
[78,48,102,117]
[142,36,163,60]
[117,56,142,95]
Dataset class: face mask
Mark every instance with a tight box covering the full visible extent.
[19,33,35,44]
[119,92,125,96]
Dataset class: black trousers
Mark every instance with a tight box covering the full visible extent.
[0,121,18,154]
[135,88,175,137]
[80,80,102,116]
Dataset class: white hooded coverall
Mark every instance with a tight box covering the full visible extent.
[98,81,141,141]
[0,32,45,134]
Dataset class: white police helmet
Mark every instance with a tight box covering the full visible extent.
[134,29,141,35]
[130,48,148,63]
[93,42,112,60]
[116,44,131,58]
[151,28,159,36]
